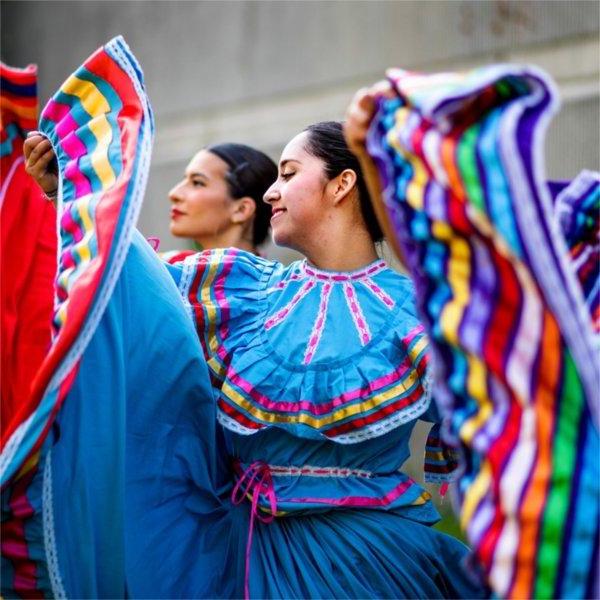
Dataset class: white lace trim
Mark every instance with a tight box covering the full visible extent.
[43,451,67,599]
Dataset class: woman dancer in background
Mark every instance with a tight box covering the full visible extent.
[23,135,277,254]
[167,143,276,254]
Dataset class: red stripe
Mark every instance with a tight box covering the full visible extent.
[0,465,44,598]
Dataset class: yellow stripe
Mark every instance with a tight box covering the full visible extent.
[460,461,492,529]
[87,117,115,187]
[16,451,40,479]
[408,335,428,365]
[412,490,432,505]
[387,107,427,211]
[221,368,420,428]
[200,249,225,354]
[432,221,470,345]
[61,75,115,188]
[55,301,68,326]
[405,154,428,211]
[460,355,492,443]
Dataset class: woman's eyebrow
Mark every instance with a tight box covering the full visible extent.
[279,159,301,169]
[187,171,209,180]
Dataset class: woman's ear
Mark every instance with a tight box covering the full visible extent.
[329,169,358,206]
[230,197,256,225]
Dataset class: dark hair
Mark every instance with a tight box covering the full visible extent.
[206,143,278,246]
[303,121,383,243]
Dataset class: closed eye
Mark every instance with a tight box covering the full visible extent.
[281,172,294,181]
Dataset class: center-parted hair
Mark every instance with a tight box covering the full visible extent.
[207,143,278,246]
[303,121,383,243]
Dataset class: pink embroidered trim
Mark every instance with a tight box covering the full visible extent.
[303,282,333,364]
[266,271,303,294]
[265,279,316,330]
[343,282,371,345]
[286,478,415,507]
[269,464,373,478]
[302,259,386,282]
[361,278,395,309]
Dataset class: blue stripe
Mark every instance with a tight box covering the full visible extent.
[477,106,523,257]
[0,77,36,97]
[0,122,20,157]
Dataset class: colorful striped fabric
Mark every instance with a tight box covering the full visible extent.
[1,62,38,207]
[366,66,599,598]
[0,36,154,485]
[555,171,600,332]
[0,62,37,162]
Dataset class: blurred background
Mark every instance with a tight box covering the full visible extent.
[2,0,599,261]
[2,0,598,537]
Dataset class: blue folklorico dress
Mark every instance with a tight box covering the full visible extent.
[123,248,485,599]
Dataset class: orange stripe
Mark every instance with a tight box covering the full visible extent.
[441,135,465,203]
[0,96,37,119]
[509,311,560,598]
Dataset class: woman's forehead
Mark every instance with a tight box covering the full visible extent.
[280,131,310,166]
[186,149,229,178]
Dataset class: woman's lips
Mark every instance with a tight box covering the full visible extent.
[271,208,286,222]
[171,208,185,219]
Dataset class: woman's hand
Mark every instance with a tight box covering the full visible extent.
[344,79,408,269]
[343,80,393,157]
[23,132,58,196]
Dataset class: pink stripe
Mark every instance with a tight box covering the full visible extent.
[303,260,386,281]
[42,100,92,196]
[303,282,332,365]
[361,278,396,308]
[286,479,414,507]
[343,282,371,344]
[404,323,425,346]
[218,343,416,415]
[265,279,316,330]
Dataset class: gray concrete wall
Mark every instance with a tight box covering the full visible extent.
[2,0,599,259]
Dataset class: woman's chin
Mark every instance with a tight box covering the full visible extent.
[169,222,185,237]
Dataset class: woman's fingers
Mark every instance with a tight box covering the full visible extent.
[23,134,58,194]
[25,137,52,166]
[23,133,46,161]
[344,80,395,154]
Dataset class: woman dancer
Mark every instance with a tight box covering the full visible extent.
[16,40,485,599]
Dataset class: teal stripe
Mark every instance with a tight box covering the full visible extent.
[0,122,20,157]
[477,106,523,257]
[558,419,600,598]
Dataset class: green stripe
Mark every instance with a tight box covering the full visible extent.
[457,122,485,212]
[534,351,584,598]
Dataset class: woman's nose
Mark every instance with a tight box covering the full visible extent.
[263,183,280,204]
[168,182,183,203]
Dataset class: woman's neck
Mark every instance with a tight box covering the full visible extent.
[302,225,378,272]
[194,228,256,254]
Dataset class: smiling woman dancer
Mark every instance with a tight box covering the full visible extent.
[16,41,486,599]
